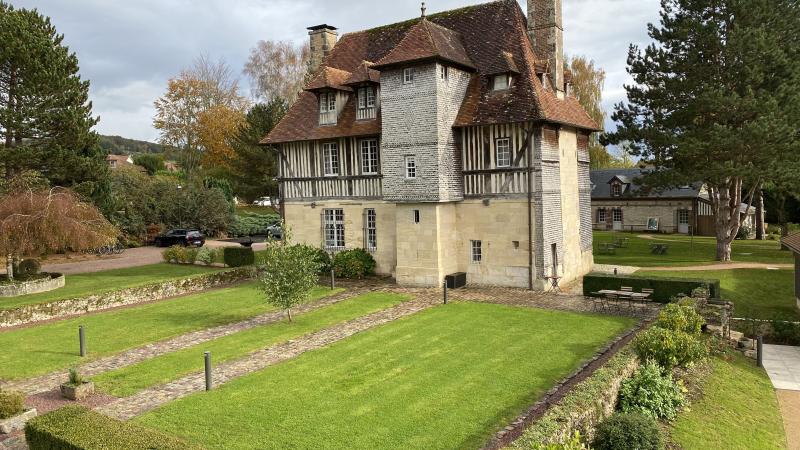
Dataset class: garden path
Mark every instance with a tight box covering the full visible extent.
[0,286,374,396]
[763,344,800,449]
[644,262,793,271]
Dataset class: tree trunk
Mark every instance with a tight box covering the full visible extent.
[716,240,732,261]
[709,178,757,261]
[755,190,765,240]
[5,254,14,280]
[286,308,292,323]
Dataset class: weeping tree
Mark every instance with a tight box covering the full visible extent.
[604,0,800,260]
[0,188,118,279]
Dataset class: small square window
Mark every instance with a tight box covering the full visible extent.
[493,74,510,91]
[405,155,416,179]
[471,240,482,263]
[403,68,414,84]
[413,210,420,224]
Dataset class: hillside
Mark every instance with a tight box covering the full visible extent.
[99,135,163,155]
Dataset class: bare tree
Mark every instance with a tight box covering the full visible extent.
[568,56,615,168]
[0,187,118,279]
[243,40,310,105]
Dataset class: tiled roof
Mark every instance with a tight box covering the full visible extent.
[782,233,800,254]
[263,0,599,144]
[486,51,520,75]
[305,66,354,92]
[373,18,475,71]
[344,61,381,85]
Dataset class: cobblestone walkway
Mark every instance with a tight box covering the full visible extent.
[97,294,439,420]
[1,286,374,396]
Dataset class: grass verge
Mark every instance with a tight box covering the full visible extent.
[0,283,340,381]
[94,292,409,397]
[137,303,635,450]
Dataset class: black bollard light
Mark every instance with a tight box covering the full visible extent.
[79,325,86,357]
[757,335,764,368]
[204,351,212,391]
[443,279,448,304]
[614,267,618,275]
[330,268,335,289]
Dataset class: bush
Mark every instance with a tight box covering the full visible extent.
[181,247,198,265]
[332,248,376,279]
[592,413,662,450]
[655,303,704,335]
[15,259,41,279]
[633,327,707,370]
[162,246,178,264]
[196,247,219,266]
[531,432,589,450]
[0,389,24,420]
[67,367,86,386]
[618,360,686,420]
[162,246,199,265]
[583,273,720,302]
[25,405,201,450]
[224,247,255,267]
[229,212,280,237]
[770,319,800,346]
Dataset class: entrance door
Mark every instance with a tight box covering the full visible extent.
[678,209,690,234]
[612,208,623,231]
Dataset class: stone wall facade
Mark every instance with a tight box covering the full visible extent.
[0,267,255,328]
[592,199,695,233]
[0,274,65,298]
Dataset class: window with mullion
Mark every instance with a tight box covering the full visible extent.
[496,138,511,167]
[323,142,339,176]
[360,139,378,174]
[364,208,377,251]
[324,209,345,249]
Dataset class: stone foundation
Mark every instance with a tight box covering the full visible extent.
[0,409,37,434]
[0,273,65,298]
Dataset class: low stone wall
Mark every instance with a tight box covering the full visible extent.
[0,274,65,297]
[0,267,256,328]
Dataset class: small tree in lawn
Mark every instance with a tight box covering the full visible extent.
[258,234,321,322]
[0,187,118,279]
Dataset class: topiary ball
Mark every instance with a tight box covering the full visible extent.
[16,259,41,279]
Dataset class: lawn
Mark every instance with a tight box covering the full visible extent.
[137,303,636,450]
[671,351,787,450]
[94,292,410,397]
[0,264,220,311]
[0,283,340,381]
[636,268,798,320]
[593,231,792,267]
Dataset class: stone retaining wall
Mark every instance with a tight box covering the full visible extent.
[0,274,65,297]
[0,267,256,328]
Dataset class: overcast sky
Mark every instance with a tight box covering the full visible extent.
[11,0,661,142]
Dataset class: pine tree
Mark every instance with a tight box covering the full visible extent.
[604,0,800,260]
[0,2,103,187]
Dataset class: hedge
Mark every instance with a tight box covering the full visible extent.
[583,273,720,302]
[25,405,202,450]
[228,213,280,237]
[223,247,255,267]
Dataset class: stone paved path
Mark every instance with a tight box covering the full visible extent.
[0,286,374,396]
[97,294,440,420]
[763,344,800,391]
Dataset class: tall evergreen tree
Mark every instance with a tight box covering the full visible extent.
[0,2,105,192]
[604,0,800,260]
[229,99,287,202]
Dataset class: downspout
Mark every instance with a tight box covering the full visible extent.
[527,126,534,291]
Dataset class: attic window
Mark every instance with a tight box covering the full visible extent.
[493,74,511,91]
[403,68,414,84]
[319,92,337,125]
[611,183,622,197]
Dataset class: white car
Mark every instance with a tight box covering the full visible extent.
[252,197,276,207]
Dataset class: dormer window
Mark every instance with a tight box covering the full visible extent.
[492,74,511,91]
[357,86,376,120]
[319,92,337,125]
[611,183,622,196]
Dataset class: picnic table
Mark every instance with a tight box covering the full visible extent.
[598,242,616,254]
[597,289,653,310]
[649,243,669,255]
[613,237,630,248]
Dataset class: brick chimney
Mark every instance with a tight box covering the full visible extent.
[307,24,338,73]
[527,0,564,95]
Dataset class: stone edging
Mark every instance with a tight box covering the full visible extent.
[0,267,256,329]
[0,274,65,298]
[483,320,652,450]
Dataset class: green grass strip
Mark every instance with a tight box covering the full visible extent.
[137,303,635,450]
[0,283,340,381]
[0,264,221,310]
[671,351,787,449]
[94,292,410,397]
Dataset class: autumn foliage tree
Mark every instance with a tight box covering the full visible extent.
[0,188,118,279]
[243,40,309,105]
[198,105,245,170]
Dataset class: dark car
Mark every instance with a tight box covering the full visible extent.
[154,229,205,247]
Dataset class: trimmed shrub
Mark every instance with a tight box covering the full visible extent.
[296,245,331,275]
[592,413,662,450]
[229,212,280,236]
[332,248,376,279]
[633,327,707,370]
[25,405,202,450]
[224,247,255,267]
[770,319,800,346]
[655,303,704,335]
[161,246,179,264]
[16,259,41,279]
[0,389,24,420]
[618,360,686,420]
[583,273,720,302]
[181,247,198,265]
[196,247,219,266]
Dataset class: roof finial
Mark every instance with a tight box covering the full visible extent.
[421,2,426,18]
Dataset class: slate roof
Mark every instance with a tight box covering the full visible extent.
[782,233,800,254]
[590,169,704,199]
[263,0,599,145]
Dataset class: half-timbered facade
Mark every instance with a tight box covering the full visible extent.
[262,0,599,288]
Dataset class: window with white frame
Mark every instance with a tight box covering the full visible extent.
[496,138,511,167]
[611,183,622,196]
[492,74,510,90]
[357,86,376,119]
[678,209,689,224]
[403,68,414,84]
[612,208,623,222]
[319,92,337,125]
[323,142,339,176]
[405,155,416,179]
[323,209,345,249]
[364,208,377,251]
[471,240,482,263]
[360,139,378,174]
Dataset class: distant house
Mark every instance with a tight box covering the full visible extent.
[105,154,135,170]
[782,233,800,312]
[590,168,759,236]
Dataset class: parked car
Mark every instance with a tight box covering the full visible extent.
[252,197,275,207]
[266,224,283,240]
[154,229,205,247]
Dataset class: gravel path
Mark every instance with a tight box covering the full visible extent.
[777,390,800,450]
[0,286,374,396]
[643,262,793,271]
